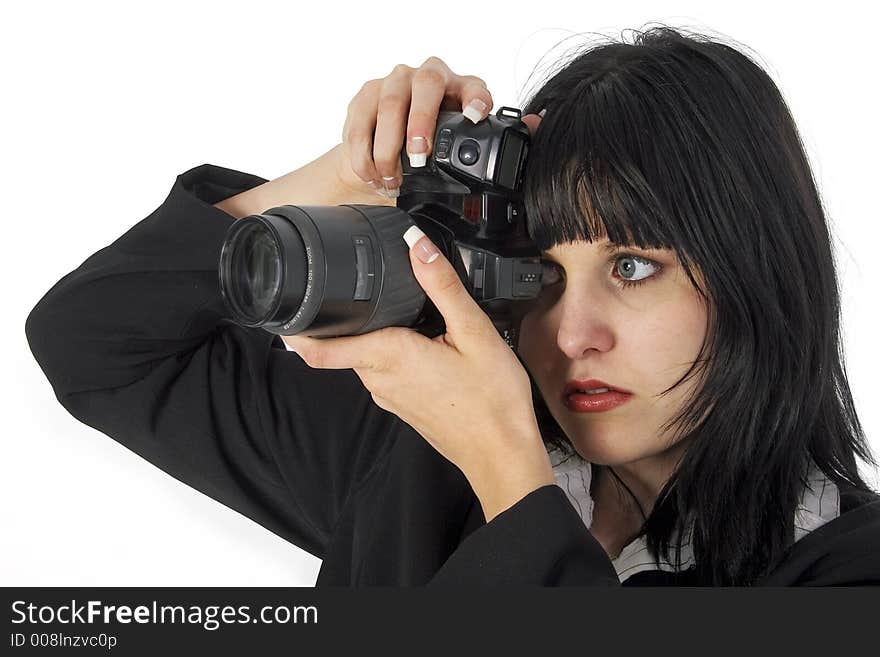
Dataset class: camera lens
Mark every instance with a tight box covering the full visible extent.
[222,220,282,324]
[458,139,480,166]
[219,205,429,337]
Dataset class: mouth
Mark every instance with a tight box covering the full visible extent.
[561,379,634,413]
[562,379,632,398]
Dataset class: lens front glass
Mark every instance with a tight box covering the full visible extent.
[229,221,282,323]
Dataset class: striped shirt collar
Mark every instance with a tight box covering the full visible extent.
[547,446,840,583]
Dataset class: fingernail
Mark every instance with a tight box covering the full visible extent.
[462,98,488,124]
[376,187,399,199]
[403,225,440,264]
[407,136,428,167]
[382,175,400,195]
[539,108,547,117]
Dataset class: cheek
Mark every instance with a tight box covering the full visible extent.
[622,293,708,396]
[517,281,708,395]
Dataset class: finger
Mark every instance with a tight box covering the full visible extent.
[282,331,397,371]
[455,76,493,124]
[402,225,495,346]
[343,79,383,190]
[405,64,448,169]
[407,73,492,167]
[373,64,413,198]
[520,110,544,138]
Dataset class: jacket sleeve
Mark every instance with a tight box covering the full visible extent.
[427,484,621,586]
[760,497,880,586]
[24,163,400,561]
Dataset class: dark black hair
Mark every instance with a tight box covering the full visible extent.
[518,25,878,585]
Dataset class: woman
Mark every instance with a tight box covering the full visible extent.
[26,27,880,586]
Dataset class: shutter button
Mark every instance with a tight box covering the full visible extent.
[457,139,480,165]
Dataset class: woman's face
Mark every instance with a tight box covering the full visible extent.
[518,239,709,467]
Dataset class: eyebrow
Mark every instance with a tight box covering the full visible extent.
[543,242,671,264]
[543,242,625,259]
[604,242,671,254]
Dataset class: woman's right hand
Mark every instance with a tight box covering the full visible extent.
[332,56,495,205]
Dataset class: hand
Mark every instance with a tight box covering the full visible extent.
[282,212,553,521]
[333,56,494,203]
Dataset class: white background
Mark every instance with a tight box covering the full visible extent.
[4,1,878,586]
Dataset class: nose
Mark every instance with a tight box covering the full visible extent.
[556,292,615,360]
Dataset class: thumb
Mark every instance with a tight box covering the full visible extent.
[402,225,494,344]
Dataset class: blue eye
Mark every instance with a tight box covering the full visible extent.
[612,254,661,288]
[538,254,661,291]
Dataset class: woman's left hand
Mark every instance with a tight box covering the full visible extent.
[282,224,555,522]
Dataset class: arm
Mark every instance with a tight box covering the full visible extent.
[428,484,621,587]
[464,431,556,524]
[213,143,394,219]
[24,162,401,560]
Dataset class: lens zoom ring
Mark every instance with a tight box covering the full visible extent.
[354,205,427,334]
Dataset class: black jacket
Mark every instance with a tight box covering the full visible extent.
[25,163,880,586]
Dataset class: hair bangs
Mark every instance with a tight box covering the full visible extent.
[522,73,682,256]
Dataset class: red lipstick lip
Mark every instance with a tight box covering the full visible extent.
[562,379,632,400]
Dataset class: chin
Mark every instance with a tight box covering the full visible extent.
[562,423,649,466]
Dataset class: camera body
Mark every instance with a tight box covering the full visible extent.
[219,106,544,351]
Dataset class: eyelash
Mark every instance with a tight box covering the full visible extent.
[542,253,662,290]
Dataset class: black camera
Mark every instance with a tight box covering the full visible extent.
[218,106,545,351]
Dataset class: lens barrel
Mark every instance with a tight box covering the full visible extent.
[219,204,428,337]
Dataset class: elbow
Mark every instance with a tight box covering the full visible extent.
[25,292,74,400]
